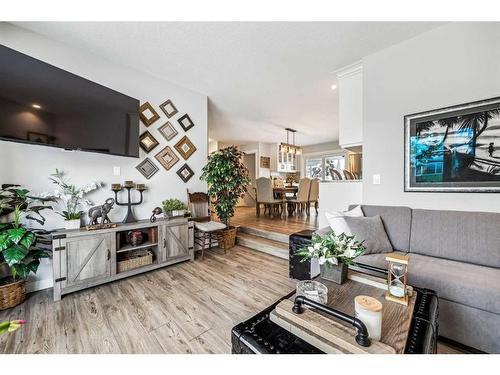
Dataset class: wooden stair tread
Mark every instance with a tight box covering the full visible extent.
[237,226,289,244]
[236,232,288,260]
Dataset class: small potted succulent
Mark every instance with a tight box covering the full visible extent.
[0,185,53,310]
[42,169,102,230]
[162,198,188,218]
[296,232,366,284]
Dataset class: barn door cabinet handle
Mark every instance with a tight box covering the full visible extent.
[163,238,167,248]
[107,249,110,260]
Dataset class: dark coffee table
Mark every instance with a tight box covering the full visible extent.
[232,231,438,354]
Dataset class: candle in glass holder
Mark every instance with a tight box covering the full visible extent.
[136,184,146,191]
[354,295,383,341]
[124,180,135,188]
[111,183,122,191]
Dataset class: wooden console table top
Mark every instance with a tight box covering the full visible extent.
[271,270,416,354]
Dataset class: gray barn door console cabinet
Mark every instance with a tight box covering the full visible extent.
[51,217,194,301]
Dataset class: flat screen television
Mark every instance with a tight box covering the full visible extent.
[0,44,140,157]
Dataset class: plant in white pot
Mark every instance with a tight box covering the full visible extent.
[43,169,102,230]
[162,198,188,218]
[296,232,366,284]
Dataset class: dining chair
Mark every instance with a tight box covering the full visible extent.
[255,177,283,218]
[308,178,319,215]
[287,178,311,216]
[343,170,355,180]
[187,189,226,260]
[328,167,343,180]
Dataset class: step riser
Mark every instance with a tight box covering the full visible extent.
[237,226,289,244]
[236,237,288,260]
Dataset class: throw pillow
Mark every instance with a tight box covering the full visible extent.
[343,215,393,254]
[325,205,364,235]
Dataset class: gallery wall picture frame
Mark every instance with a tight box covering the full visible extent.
[174,135,197,160]
[158,122,178,142]
[136,158,159,180]
[139,130,160,153]
[159,99,178,119]
[27,131,55,144]
[177,114,195,132]
[404,96,500,193]
[155,146,180,171]
[176,163,195,183]
[139,102,160,127]
[260,156,271,168]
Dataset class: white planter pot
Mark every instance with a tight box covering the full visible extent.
[64,219,81,230]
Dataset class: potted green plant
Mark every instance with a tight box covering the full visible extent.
[162,198,188,218]
[296,232,366,284]
[200,146,250,250]
[42,169,102,230]
[0,185,53,310]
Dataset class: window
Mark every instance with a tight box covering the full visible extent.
[304,154,345,181]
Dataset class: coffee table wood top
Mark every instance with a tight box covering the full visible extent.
[270,270,417,354]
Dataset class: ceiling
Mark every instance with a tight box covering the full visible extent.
[14,22,443,146]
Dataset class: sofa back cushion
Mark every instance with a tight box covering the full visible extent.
[349,205,412,252]
[410,209,500,268]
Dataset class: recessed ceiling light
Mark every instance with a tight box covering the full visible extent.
[32,104,41,109]
[331,84,337,90]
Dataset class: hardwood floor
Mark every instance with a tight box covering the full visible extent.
[231,206,319,235]
[0,243,465,354]
[0,246,296,354]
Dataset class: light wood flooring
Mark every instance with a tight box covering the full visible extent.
[0,246,296,354]
[231,206,318,235]
[0,243,464,354]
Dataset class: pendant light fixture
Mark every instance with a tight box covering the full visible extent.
[280,128,302,155]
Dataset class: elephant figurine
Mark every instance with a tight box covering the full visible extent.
[88,198,115,225]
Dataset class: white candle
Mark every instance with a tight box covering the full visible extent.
[354,295,383,341]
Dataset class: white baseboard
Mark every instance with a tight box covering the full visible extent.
[26,278,53,293]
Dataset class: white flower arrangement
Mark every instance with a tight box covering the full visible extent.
[41,169,103,221]
[296,232,366,267]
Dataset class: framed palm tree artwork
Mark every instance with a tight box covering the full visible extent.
[405,96,500,192]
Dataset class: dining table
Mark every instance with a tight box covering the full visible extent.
[273,186,298,199]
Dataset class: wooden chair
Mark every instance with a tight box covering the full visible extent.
[308,178,319,215]
[187,189,226,260]
[328,167,343,180]
[287,178,311,216]
[343,170,356,180]
[255,177,284,218]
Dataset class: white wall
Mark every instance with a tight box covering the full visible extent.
[0,23,208,290]
[363,22,500,213]
[318,181,363,228]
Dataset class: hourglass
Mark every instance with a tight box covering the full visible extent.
[385,253,409,306]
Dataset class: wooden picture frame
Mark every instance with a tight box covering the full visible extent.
[260,156,271,168]
[136,158,159,180]
[139,102,160,127]
[177,113,195,132]
[139,130,160,153]
[174,135,197,160]
[159,99,178,119]
[155,146,180,171]
[176,163,195,183]
[158,122,178,141]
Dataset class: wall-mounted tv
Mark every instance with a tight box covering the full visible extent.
[0,44,140,157]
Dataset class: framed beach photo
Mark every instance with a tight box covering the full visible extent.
[404,96,500,192]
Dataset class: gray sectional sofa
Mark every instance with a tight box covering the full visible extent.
[316,205,500,353]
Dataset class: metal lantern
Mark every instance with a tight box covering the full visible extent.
[385,253,409,306]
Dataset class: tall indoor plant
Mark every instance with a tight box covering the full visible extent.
[0,185,53,310]
[200,146,250,249]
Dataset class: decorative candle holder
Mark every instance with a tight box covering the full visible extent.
[113,181,146,223]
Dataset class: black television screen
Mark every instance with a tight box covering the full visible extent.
[0,44,140,157]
